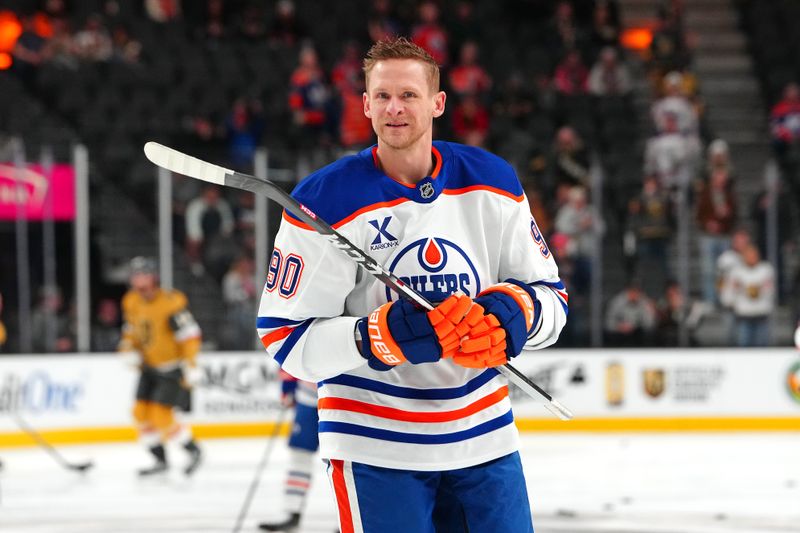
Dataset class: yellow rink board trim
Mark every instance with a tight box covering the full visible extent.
[1,417,799,448]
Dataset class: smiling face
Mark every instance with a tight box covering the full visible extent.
[363,59,445,150]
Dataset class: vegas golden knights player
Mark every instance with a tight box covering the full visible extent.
[119,257,203,476]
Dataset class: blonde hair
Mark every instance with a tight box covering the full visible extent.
[363,37,440,91]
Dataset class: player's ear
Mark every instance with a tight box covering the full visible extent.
[363,92,371,118]
[432,91,446,118]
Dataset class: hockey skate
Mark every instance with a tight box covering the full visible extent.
[183,441,202,476]
[258,512,300,531]
[138,460,168,476]
[138,444,168,476]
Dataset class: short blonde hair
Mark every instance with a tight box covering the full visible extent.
[363,37,440,91]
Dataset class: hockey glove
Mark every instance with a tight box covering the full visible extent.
[181,364,203,388]
[452,280,538,368]
[357,293,473,371]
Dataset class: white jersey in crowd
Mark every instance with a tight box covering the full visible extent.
[727,261,775,317]
[716,249,744,308]
[257,142,568,471]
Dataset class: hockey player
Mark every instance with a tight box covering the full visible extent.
[257,38,568,532]
[258,372,320,531]
[119,257,204,476]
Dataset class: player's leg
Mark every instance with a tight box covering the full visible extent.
[443,451,534,533]
[326,459,439,533]
[133,371,168,476]
[151,370,202,475]
[259,403,319,531]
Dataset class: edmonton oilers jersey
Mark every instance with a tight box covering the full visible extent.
[257,141,568,471]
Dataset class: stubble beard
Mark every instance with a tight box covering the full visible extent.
[377,122,429,151]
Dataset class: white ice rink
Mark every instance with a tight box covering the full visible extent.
[1,433,798,533]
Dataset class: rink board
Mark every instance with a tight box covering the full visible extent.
[1,349,799,446]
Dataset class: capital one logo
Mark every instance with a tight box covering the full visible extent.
[368,217,399,251]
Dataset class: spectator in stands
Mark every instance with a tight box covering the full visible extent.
[225,97,265,168]
[553,49,588,96]
[727,245,776,347]
[12,14,48,84]
[546,1,582,57]
[332,42,373,149]
[110,24,142,64]
[588,46,631,97]
[411,1,449,67]
[31,285,74,353]
[652,71,699,142]
[643,112,691,189]
[73,14,112,62]
[288,46,331,151]
[237,4,267,41]
[144,0,181,23]
[605,281,657,346]
[0,291,6,352]
[92,297,121,352]
[588,0,621,54]
[269,0,306,46]
[221,255,257,350]
[717,228,751,310]
[448,0,482,57]
[198,0,229,41]
[626,174,673,296]
[706,138,731,176]
[367,0,402,43]
[493,71,537,131]
[696,167,737,305]
[451,94,489,147]
[769,82,800,158]
[554,186,600,293]
[448,41,492,99]
[44,17,79,70]
[548,126,590,190]
[648,2,689,86]
[185,185,235,277]
[656,280,707,346]
[769,82,800,204]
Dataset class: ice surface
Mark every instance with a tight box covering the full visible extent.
[1,433,798,532]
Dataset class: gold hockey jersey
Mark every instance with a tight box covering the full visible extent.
[119,288,201,369]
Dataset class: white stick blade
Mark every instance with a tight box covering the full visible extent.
[545,398,574,421]
[143,142,232,185]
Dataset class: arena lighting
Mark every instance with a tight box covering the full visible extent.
[621,27,653,50]
[0,11,22,61]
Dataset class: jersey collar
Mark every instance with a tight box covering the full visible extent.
[367,143,446,204]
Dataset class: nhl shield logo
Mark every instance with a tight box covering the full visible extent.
[420,182,434,199]
[643,368,665,398]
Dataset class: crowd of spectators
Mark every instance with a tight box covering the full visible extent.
[1,0,797,350]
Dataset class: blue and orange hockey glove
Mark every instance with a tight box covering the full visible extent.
[451,279,539,369]
[357,293,473,371]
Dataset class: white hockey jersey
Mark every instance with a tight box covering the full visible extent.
[257,141,568,471]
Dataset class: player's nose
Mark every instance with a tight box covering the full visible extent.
[386,96,404,115]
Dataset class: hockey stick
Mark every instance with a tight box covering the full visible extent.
[143,142,573,421]
[12,413,94,473]
[230,407,288,533]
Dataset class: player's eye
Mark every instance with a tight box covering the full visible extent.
[403,92,416,98]
[376,92,389,99]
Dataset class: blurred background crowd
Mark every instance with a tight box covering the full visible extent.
[0,0,798,353]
